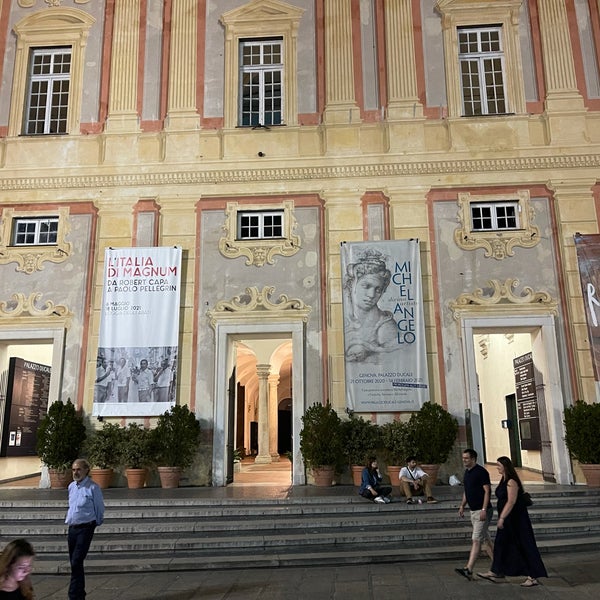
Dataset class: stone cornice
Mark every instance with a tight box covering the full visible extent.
[1,153,600,191]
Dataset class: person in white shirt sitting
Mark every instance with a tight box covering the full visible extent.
[399,456,438,504]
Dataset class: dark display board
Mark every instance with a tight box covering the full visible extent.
[513,352,542,451]
[0,357,50,457]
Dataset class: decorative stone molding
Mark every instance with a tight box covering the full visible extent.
[18,1,89,6]
[450,278,557,320]
[0,206,72,273]
[219,200,300,266]
[2,153,599,191]
[208,286,311,327]
[0,293,72,328]
[454,191,540,260]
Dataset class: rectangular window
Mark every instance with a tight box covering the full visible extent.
[458,26,506,116]
[471,202,519,231]
[12,217,59,245]
[237,211,284,239]
[25,47,71,135]
[239,39,283,127]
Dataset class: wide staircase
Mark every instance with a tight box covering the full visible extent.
[0,484,599,575]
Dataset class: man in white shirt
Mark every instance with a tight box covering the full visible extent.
[399,456,438,504]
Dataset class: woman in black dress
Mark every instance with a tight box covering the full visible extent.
[477,456,547,587]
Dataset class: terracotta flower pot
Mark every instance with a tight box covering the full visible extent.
[580,464,600,488]
[90,468,114,489]
[420,464,440,486]
[312,466,335,487]
[157,466,182,489]
[351,465,363,486]
[125,468,147,489]
[48,468,71,489]
[387,465,402,488]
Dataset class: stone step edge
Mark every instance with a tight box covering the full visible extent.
[25,536,600,575]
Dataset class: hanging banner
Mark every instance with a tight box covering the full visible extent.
[575,233,600,382]
[94,246,182,417]
[341,240,429,411]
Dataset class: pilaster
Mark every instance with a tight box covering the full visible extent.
[548,180,598,400]
[384,0,425,150]
[323,0,361,124]
[105,0,141,133]
[166,0,200,130]
[536,0,588,142]
[268,374,280,460]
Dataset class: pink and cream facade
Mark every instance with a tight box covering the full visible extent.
[1,0,599,486]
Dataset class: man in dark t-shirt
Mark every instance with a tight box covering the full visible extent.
[454,448,493,580]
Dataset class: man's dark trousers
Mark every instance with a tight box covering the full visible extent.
[68,522,96,599]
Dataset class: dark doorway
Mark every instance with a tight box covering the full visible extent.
[277,398,292,455]
[505,393,522,467]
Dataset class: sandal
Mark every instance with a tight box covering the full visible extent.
[520,578,539,587]
[477,572,503,583]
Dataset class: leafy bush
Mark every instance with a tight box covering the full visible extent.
[118,423,152,469]
[300,402,345,472]
[151,405,201,469]
[342,414,380,466]
[408,401,458,465]
[380,420,411,465]
[36,399,86,470]
[563,401,600,464]
[85,422,122,469]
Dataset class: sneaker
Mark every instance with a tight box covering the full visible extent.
[427,497,438,504]
[454,567,473,581]
[383,496,391,503]
[374,496,386,504]
[406,498,414,504]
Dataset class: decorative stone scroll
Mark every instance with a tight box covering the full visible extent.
[450,278,556,320]
[208,286,311,327]
[0,292,71,320]
[218,200,301,267]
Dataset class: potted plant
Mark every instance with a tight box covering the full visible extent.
[380,419,411,487]
[563,400,600,487]
[299,402,345,486]
[118,422,152,488]
[36,399,86,488]
[341,413,380,485]
[84,421,122,489]
[407,401,459,484]
[151,404,201,488]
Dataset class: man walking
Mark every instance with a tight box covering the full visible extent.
[455,448,493,580]
[65,459,105,599]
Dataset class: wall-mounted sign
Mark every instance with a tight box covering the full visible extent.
[513,352,541,451]
[0,357,50,457]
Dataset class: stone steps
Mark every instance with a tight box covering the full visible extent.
[0,486,597,573]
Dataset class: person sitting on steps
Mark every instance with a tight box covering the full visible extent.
[399,456,438,504]
[359,457,392,503]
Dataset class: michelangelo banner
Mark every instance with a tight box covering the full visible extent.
[93,246,182,417]
[341,240,429,411]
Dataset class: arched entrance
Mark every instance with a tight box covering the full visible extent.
[207,287,311,486]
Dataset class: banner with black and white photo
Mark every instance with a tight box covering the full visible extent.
[341,240,429,411]
[93,247,182,417]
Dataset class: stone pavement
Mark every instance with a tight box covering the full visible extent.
[30,549,600,599]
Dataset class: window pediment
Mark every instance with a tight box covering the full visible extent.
[221,0,304,27]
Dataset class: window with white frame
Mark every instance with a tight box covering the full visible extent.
[470,201,519,231]
[237,210,284,239]
[239,39,283,127]
[458,26,507,116]
[12,216,59,245]
[25,48,71,135]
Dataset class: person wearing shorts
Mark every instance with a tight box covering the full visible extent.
[455,448,493,580]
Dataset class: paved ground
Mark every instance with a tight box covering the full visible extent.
[30,550,600,599]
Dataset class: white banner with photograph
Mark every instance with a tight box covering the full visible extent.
[93,246,182,417]
[341,240,429,411]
